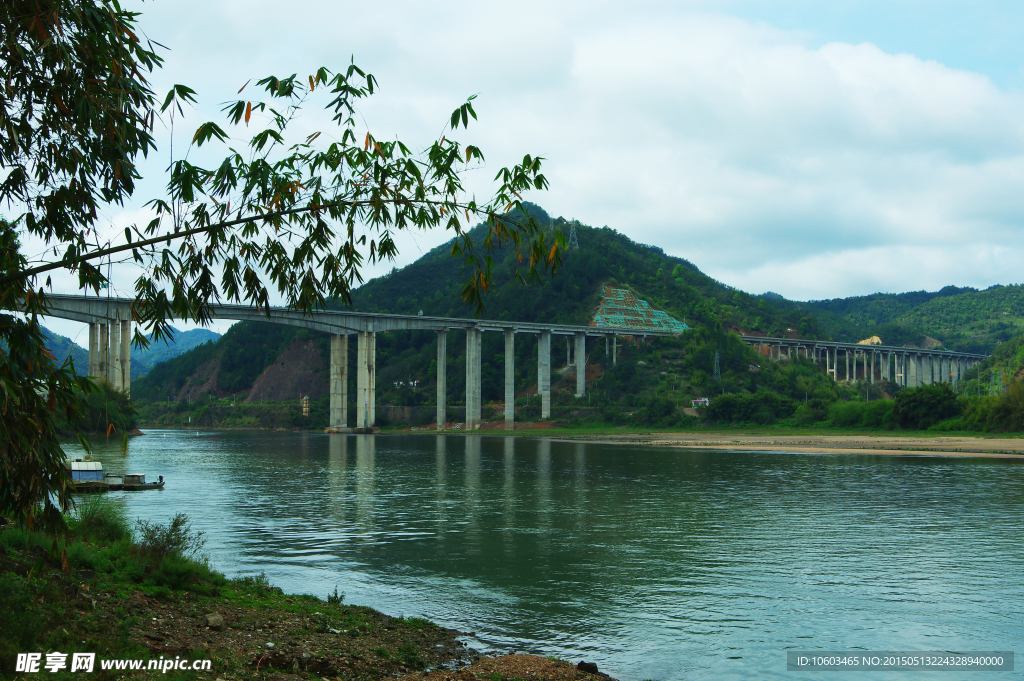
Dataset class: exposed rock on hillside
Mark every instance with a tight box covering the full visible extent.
[176,355,224,401]
[245,339,327,402]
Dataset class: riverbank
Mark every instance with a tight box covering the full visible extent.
[542,431,1024,457]
[0,505,613,680]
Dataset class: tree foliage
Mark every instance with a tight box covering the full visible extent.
[891,383,960,430]
[1,0,555,530]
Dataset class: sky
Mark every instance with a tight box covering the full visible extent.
[31,0,1024,343]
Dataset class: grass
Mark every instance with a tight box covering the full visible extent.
[0,499,466,679]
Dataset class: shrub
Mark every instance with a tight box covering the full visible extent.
[828,401,863,427]
[154,554,201,590]
[136,513,205,561]
[69,496,132,543]
[860,400,894,429]
[892,384,960,430]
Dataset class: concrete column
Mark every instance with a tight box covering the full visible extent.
[436,330,447,430]
[98,323,108,381]
[330,334,348,428]
[120,319,131,393]
[612,335,617,366]
[922,355,932,385]
[465,328,482,430]
[883,351,891,382]
[870,350,875,384]
[575,332,586,397]
[504,329,515,431]
[845,349,849,382]
[538,331,551,420]
[88,322,99,377]
[109,314,121,388]
[357,330,376,429]
[369,331,376,426]
[910,354,920,387]
[566,337,571,367]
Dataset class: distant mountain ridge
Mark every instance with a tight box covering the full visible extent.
[131,204,1019,407]
[132,327,221,378]
[37,325,221,379]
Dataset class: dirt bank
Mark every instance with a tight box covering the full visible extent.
[548,432,1024,458]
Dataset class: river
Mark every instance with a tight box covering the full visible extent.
[67,431,1024,680]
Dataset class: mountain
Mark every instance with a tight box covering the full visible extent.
[131,205,848,406]
[42,327,89,371]
[34,325,221,379]
[132,327,222,378]
[800,285,1019,352]
[130,204,1024,431]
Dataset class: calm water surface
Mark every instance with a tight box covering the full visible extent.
[68,432,1024,680]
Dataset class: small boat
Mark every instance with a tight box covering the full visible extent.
[119,473,165,491]
[66,457,164,492]
[67,457,110,492]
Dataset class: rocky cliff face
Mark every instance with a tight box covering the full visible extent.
[176,356,225,401]
[244,339,327,402]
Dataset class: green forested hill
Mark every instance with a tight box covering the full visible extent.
[891,285,1024,352]
[346,204,835,338]
[42,327,88,370]
[132,205,1024,431]
[134,205,854,410]
[132,327,222,378]
[800,284,1022,352]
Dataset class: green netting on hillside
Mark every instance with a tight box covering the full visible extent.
[591,287,690,333]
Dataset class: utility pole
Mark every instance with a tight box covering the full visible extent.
[713,350,721,394]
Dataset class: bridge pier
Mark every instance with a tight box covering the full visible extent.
[329,334,348,428]
[845,349,850,382]
[575,332,586,397]
[436,330,447,430]
[465,328,482,430]
[119,318,131,393]
[109,315,121,389]
[505,329,515,430]
[356,330,376,429]
[538,331,551,419]
[98,323,108,380]
[869,350,875,384]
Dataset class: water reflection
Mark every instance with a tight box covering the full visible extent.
[355,434,375,532]
[65,432,1024,681]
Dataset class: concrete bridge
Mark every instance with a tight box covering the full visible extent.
[738,335,987,387]
[39,294,680,432]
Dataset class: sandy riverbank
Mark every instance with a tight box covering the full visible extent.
[546,432,1024,458]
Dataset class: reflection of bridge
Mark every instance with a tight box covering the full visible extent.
[40,294,681,432]
[737,335,987,387]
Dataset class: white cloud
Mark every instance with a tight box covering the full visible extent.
[40,0,1024,330]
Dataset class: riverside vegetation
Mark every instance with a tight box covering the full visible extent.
[0,496,479,680]
[125,208,1024,437]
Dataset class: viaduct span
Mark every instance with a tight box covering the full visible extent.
[36,295,990,431]
[737,335,987,388]
[40,294,678,432]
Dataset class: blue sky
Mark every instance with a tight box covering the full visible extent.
[35,1,1024,341]
[731,1,1024,88]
